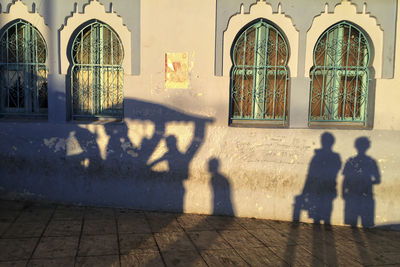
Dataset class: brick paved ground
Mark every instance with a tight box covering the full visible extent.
[0,199,399,266]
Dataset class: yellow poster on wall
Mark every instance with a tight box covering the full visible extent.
[165,52,189,89]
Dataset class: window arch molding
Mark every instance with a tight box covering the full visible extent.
[304,1,383,78]
[223,1,299,78]
[0,1,50,42]
[59,0,131,75]
[69,20,124,119]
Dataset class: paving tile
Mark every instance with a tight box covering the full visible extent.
[116,209,146,220]
[334,240,371,265]
[361,233,400,253]
[75,255,119,267]
[249,228,296,247]
[119,233,158,254]
[78,234,118,256]
[269,244,326,267]
[235,247,289,266]
[378,252,400,265]
[154,231,196,252]
[162,249,207,267]
[205,216,243,230]
[82,219,116,235]
[273,222,314,240]
[176,214,214,232]
[84,208,115,221]
[218,230,264,248]
[289,225,337,247]
[0,238,38,261]
[334,254,364,267]
[201,249,249,266]
[118,217,152,234]
[187,230,231,250]
[0,222,11,235]
[0,261,27,267]
[121,251,164,267]
[235,217,272,230]
[267,219,297,230]
[1,199,400,267]
[15,208,54,222]
[32,236,79,259]
[334,232,400,265]
[146,212,182,233]
[0,200,26,211]
[44,220,82,237]
[299,239,360,267]
[367,230,400,250]
[0,210,20,223]
[52,206,85,221]
[337,242,400,267]
[3,222,47,238]
[27,257,75,267]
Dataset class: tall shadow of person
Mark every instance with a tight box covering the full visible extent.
[342,137,381,228]
[293,132,341,224]
[285,132,341,266]
[209,158,235,215]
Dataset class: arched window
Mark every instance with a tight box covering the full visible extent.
[71,21,123,119]
[0,20,47,115]
[230,19,289,125]
[309,21,370,125]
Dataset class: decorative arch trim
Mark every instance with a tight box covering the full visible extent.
[223,1,299,78]
[0,0,50,52]
[305,0,383,78]
[59,0,131,75]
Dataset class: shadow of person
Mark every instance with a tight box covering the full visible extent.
[209,158,235,216]
[342,137,381,228]
[293,132,341,225]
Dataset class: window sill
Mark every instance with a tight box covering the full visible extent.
[309,121,371,130]
[0,114,48,122]
[230,119,288,128]
[71,116,124,125]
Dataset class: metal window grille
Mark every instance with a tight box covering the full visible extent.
[230,19,289,123]
[71,21,124,119]
[0,20,48,115]
[309,22,370,125]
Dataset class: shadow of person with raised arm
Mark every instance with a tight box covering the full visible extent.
[293,132,342,225]
[146,118,208,213]
[209,157,235,216]
[342,137,381,228]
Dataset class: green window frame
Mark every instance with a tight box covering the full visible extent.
[309,21,370,126]
[0,19,48,116]
[230,19,289,126]
[71,20,124,119]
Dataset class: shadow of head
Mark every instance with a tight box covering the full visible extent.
[355,137,370,155]
[165,135,177,149]
[321,132,335,150]
[208,157,219,173]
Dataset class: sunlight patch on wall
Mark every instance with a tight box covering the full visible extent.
[126,119,155,149]
[147,139,169,172]
[66,132,83,156]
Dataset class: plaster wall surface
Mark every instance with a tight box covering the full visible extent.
[0,0,399,227]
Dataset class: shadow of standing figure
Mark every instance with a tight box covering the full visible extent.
[293,132,341,224]
[342,137,381,227]
[209,158,235,216]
